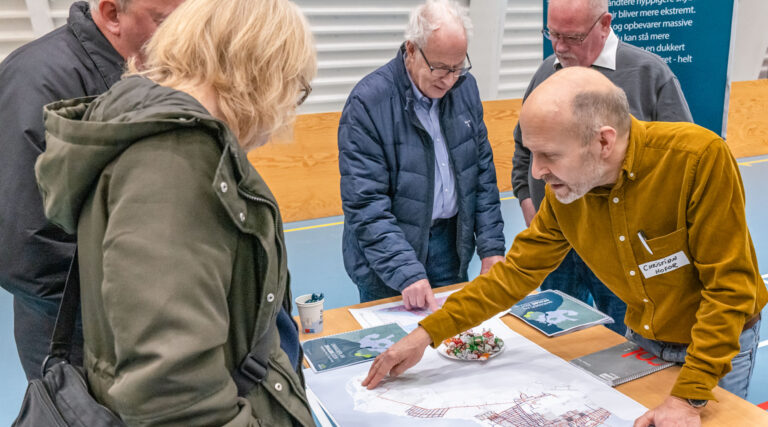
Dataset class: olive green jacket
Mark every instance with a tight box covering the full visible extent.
[36,76,314,426]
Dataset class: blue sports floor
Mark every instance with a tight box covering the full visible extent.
[1,155,767,422]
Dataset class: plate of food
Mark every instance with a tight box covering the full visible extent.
[437,329,504,361]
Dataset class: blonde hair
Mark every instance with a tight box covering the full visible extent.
[129,0,316,150]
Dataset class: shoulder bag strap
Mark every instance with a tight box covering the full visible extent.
[42,249,80,375]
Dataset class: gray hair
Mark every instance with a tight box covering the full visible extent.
[570,86,631,145]
[404,0,473,49]
[550,0,608,18]
[88,0,129,11]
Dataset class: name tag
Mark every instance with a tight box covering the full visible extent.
[639,251,690,279]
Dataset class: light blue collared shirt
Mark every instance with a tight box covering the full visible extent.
[405,58,457,221]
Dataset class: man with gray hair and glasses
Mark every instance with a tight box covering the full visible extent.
[0,0,181,380]
[511,0,692,336]
[339,0,506,311]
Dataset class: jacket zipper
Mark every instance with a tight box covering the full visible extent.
[237,189,281,237]
[236,187,286,308]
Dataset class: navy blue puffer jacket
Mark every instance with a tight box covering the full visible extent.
[339,45,505,293]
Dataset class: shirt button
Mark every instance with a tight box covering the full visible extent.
[612,197,620,204]
[629,270,636,276]
[441,163,446,167]
[643,298,649,303]
[274,383,283,392]
[644,325,650,330]
[220,182,228,193]
[629,172,635,178]
[267,293,275,302]
[239,212,246,222]
[619,235,625,242]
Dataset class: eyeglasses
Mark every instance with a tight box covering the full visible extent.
[417,47,472,78]
[542,12,606,47]
[297,77,312,106]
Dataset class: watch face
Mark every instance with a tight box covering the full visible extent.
[687,399,708,408]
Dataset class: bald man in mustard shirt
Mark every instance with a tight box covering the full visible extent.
[363,67,766,427]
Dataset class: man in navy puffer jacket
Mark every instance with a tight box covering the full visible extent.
[339,0,506,310]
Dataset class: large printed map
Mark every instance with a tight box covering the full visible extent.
[306,316,647,426]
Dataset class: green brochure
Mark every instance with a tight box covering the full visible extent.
[509,289,614,337]
[302,323,409,373]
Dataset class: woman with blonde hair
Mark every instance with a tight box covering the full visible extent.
[35,0,316,424]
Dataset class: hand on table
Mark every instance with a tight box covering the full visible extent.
[401,279,438,311]
[633,396,702,427]
[480,255,505,275]
[362,326,432,389]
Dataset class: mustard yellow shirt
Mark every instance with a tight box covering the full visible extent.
[420,117,767,401]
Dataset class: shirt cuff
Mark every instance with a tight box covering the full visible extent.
[477,249,506,260]
[514,188,531,202]
[669,364,719,402]
[392,271,428,292]
[418,310,460,349]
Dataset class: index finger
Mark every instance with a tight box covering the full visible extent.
[425,291,438,312]
[362,356,392,389]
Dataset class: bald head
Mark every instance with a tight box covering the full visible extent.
[520,68,631,203]
[521,67,630,145]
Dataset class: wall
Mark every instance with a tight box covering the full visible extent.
[3,1,766,106]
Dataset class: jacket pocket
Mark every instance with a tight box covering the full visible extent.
[634,227,693,281]
[245,350,313,427]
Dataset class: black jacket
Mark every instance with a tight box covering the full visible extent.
[0,1,123,312]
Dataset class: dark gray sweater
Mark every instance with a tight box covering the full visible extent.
[511,40,692,208]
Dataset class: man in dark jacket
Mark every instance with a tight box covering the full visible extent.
[0,0,181,380]
[339,0,506,310]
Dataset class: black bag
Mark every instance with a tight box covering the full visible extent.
[13,250,125,426]
[13,249,277,426]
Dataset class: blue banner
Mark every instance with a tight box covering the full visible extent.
[543,0,734,136]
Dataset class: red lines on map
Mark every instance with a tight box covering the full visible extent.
[405,406,449,418]
[373,389,612,426]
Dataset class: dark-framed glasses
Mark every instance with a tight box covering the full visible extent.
[297,78,312,106]
[417,47,472,78]
[542,12,607,47]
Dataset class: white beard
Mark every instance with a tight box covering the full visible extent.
[548,151,604,204]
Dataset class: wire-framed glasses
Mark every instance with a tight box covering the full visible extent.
[417,47,472,78]
[542,12,607,47]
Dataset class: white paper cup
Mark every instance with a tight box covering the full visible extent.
[295,294,324,334]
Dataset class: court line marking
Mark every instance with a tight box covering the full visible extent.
[738,158,768,167]
[285,158,766,232]
[285,221,344,233]
[285,198,521,232]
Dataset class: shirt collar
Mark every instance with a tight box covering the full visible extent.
[618,115,644,185]
[403,53,434,107]
[553,29,619,71]
[68,2,125,87]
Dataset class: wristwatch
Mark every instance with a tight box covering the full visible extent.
[687,398,708,408]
